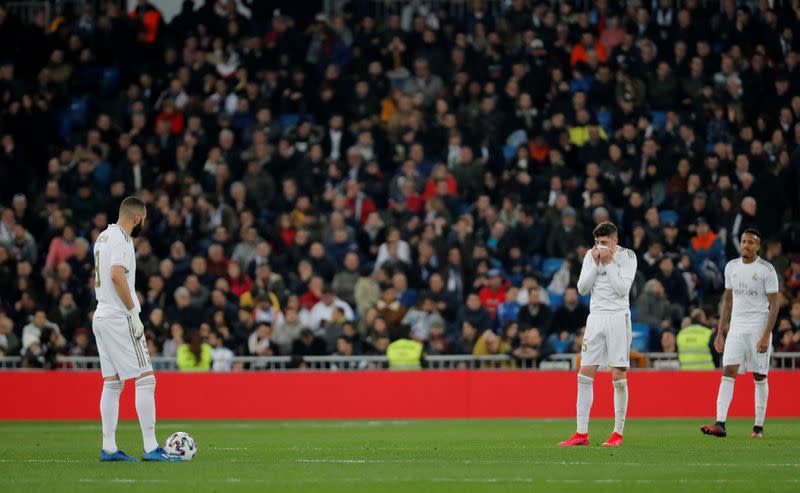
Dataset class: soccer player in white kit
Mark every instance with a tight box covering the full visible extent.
[701,228,779,438]
[559,222,637,447]
[93,197,178,461]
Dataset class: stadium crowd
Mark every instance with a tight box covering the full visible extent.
[1,0,800,370]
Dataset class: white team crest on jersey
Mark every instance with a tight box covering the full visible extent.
[752,272,758,281]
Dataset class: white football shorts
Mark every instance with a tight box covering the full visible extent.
[722,329,771,375]
[581,312,632,368]
[93,315,152,380]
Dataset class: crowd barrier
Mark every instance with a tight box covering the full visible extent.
[2,370,799,420]
[1,352,798,371]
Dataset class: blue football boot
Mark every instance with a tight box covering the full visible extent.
[100,449,139,462]
[141,447,182,462]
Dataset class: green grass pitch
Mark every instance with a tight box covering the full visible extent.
[0,419,798,492]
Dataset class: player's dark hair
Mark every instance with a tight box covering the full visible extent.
[742,228,761,241]
[593,221,618,238]
[119,196,145,218]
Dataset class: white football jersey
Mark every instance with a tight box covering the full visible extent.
[577,245,637,314]
[93,224,139,318]
[725,257,779,334]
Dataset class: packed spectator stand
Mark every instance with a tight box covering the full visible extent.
[0,0,800,371]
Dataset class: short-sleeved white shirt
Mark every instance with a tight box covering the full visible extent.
[725,257,779,334]
[94,224,139,318]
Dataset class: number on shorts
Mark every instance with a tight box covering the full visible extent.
[95,251,101,288]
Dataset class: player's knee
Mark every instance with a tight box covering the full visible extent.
[103,379,124,392]
[611,366,627,376]
[135,373,156,389]
[722,366,738,378]
[136,370,155,381]
[578,365,597,378]
[753,373,767,382]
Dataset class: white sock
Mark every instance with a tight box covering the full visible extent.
[100,380,124,453]
[754,379,768,427]
[716,376,735,423]
[576,374,594,434]
[613,379,628,435]
[135,375,159,452]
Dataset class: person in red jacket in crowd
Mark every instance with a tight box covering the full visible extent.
[344,180,376,225]
[227,262,253,298]
[479,269,507,320]
[422,164,458,202]
[206,244,231,279]
[130,0,163,45]
[571,31,608,67]
[300,276,325,311]
[154,99,185,135]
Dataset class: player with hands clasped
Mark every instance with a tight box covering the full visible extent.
[701,228,779,438]
[560,222,637,447]
[93,197,179,462]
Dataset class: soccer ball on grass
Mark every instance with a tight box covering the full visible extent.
[164,431,197,460]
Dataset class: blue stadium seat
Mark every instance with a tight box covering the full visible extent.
[549,293,563,311]
[503,145,516,162]
[278,113,301,127]
[651,111,667,131]
[529,254,543,272]
[631,323,650,353]
[596,110,612,134]
[579,293,591,306]
[659,209,679,225]
[541,258,564,279]
[69,97,88,125]
[99,67,120,96]
[57,96,89,142]
[507,272,523,287]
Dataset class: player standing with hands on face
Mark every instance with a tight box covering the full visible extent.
[701,228,779,438]
[560,222,637,447]
[93,197,179,461]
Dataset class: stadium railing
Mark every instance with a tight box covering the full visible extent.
[2,353,800,371]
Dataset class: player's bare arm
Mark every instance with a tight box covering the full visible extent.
[758,292,780,353]
[715,288,733,353]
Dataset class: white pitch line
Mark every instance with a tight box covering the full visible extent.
[76,420,396,431]
[3,477,798,486]
[0,459,81,463]
[293,458,800,468]
[293,459,647,466]
[298,459,371,464]
[79,479,167,484]
[78,478,265,484]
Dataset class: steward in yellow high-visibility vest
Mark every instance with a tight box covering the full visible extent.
[677,324,714,370]
[386,326,424,370]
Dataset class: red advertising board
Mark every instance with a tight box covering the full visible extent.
[2,370,798,420]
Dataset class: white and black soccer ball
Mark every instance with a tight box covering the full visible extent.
[164,431,197,460]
